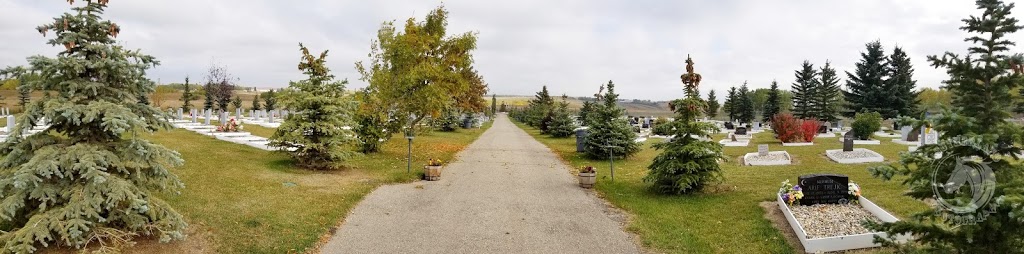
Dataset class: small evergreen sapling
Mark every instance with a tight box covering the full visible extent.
[0,1,186,251]
[644,56,725,194]
[269,44,358,170]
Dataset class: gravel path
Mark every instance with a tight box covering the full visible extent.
[320,114,641,254]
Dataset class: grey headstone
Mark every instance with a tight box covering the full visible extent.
[6,115,14,133]
[191,109,197,123]
[843,132,855,152]
[236,108,242,119]
[269,111,275,123]
[204,110,211,125]
[220,112,228,124]
[730,134,738,142]
[900,126,912,141]
[758,144,769,156]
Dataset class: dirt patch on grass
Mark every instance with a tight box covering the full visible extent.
[759,201,805,254]
[38,225,214,254]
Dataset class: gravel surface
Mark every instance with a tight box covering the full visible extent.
[321,115,641,254]
[828,150,881,159]
[746,153,789,162]
[790,204,881,239]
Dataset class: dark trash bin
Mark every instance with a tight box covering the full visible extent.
[576,128,589,152]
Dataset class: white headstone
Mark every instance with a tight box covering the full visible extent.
[923,128,938,145]
[177,108,183,120]
[758,144,769,156]
[204,110,211,125]
[268,110,275,122]
[236,108,242,118]
[6,115,14,133]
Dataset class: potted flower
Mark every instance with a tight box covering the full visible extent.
[424,158,443,181]
[578,166,596,188]
[216,118,243,132]
[778,180,804,206]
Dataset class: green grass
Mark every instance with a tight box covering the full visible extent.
[136,122,492,253]
[514,122,928,254]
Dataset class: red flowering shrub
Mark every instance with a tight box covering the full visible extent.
[772,113,802,143]
[801,119,821,143]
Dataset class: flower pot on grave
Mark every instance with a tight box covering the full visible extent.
[578,172,596,188]
[424,165,443,181]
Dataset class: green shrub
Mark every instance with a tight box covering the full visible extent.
[851,112,882,140]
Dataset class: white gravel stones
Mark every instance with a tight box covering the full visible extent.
[826,149,884,164]
[782,142,814,146]
[789,204,881,239]
[744,151,792,166]
[719,139,750,147]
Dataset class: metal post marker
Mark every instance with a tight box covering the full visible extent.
[604,141,620,182]
[406,131,414,174]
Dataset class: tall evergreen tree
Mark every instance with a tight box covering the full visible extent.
[706,90,720,119]
[844,41,888,117]
[527,86,554,131]
[203,85,214,111]
[762,80,781,122]
[578,100,595,126]
[868,1,1024,252]
[180,77,194,112]
[231,95,243,111]
[645,56,724,194]
[814,61,843,122]
[0,1,185,251]
[252,93,262,111]
[491,94,497,116]
[269,44,358,170]
[724,87,738,122]
[547,95,576,138]
[886,46,920,118]
[264,89,277,111]
[791,60,818,119]
[584,81,640,159]
[737,82,755,123]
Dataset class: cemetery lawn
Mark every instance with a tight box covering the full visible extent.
[136,122,493,253]
[515,122,929,254]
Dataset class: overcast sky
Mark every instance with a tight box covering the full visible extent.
[0,1,1018,100]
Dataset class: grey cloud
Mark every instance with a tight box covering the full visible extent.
[1,0,1019,100]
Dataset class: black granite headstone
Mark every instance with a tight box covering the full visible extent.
[724,122,735,130]
[798,174,851,205]
[735,127,747,135]
[818,125,828,134]
[843,132,855,152]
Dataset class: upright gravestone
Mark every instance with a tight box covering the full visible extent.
[204,110,211,125]
[753,122,762,131]
[798,174,851,205]
[250,110,256,120]
[922,128,939,145]
[818,124,829,134]
[758,144,769,156]
[282,110,289,120]
[236,108,242,119]
[907,127,920,142]
[268,110,275,123]
[724,122,735,130]
[220,112,228,124]
[734,127,747,135]
[191,109,198,123]
[6,115,14,133]
[843,132,854,152]
[900,126,912,141]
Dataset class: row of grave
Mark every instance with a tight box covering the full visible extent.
[169,108,288,128]
[0,116,49,139]
[736,129,940,166]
